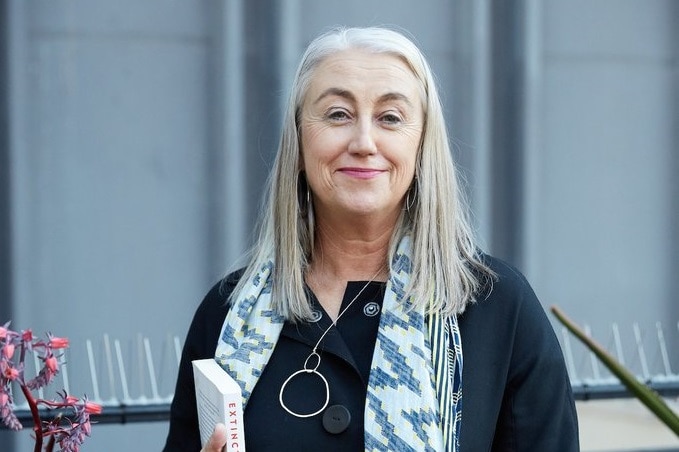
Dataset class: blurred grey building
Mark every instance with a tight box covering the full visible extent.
[1,0,677,450]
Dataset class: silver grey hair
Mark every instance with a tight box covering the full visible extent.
[229,26,494,321]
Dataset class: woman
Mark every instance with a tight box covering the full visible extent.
[164,27,579,451]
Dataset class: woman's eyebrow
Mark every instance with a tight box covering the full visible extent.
[376,92,414,108]
[313,87,355,105]
[314,88,414,108]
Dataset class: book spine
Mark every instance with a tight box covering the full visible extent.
[223,397,245,451]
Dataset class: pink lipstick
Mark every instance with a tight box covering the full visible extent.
[338,167,385,179]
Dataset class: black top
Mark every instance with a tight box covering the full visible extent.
[247,281,384,451]
[163,255,579,451]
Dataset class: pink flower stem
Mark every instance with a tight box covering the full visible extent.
[19,382,43,452]
[19,340,26,366]
[45,434,55,452]
[39,399,71,409]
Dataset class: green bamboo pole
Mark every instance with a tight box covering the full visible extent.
[551,305,679,437]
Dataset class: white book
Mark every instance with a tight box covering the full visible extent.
[192,358,246,451]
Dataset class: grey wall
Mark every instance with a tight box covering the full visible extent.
[5,1,219,450]
[525,0,679,365]
[2,0,677,450]
[1,0,12,329]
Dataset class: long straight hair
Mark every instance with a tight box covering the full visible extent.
[228,26,494,321]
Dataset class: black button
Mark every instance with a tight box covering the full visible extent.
[322,404,351,434]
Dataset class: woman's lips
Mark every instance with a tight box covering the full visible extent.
[337,168,386,179]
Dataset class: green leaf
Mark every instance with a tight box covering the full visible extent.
[551,305,679,437]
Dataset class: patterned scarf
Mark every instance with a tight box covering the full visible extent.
[214,236,463,451]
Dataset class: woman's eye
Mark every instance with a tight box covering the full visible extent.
[381,113,402,124]
[327,110,350,121]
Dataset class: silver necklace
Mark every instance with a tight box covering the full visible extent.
[279,268,384,418]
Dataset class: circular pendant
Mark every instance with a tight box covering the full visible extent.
[279,354,330,418]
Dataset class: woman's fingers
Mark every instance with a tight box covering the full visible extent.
[200,423,228,452]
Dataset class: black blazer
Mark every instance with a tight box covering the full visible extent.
[163,255,579,451]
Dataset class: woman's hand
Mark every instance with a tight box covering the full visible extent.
[200,423,228,452]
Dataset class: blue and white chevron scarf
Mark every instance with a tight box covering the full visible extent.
[214,236,463,451]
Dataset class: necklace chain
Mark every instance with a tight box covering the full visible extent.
[279,267,385,418]
[310,270,380,352]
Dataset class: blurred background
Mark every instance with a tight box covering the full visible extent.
[1,0,677,450]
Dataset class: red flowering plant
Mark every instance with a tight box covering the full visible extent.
[0,321,102,452]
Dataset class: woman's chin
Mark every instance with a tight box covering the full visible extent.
[329,202,402,221]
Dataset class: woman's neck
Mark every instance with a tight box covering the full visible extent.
[309,216,394,282]
[306,214,396,319]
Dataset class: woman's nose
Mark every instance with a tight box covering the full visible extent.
[347,120,377,155]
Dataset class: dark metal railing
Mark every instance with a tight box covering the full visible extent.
[4,321,679,428]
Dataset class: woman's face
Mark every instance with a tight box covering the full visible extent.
[300,49,424,224]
